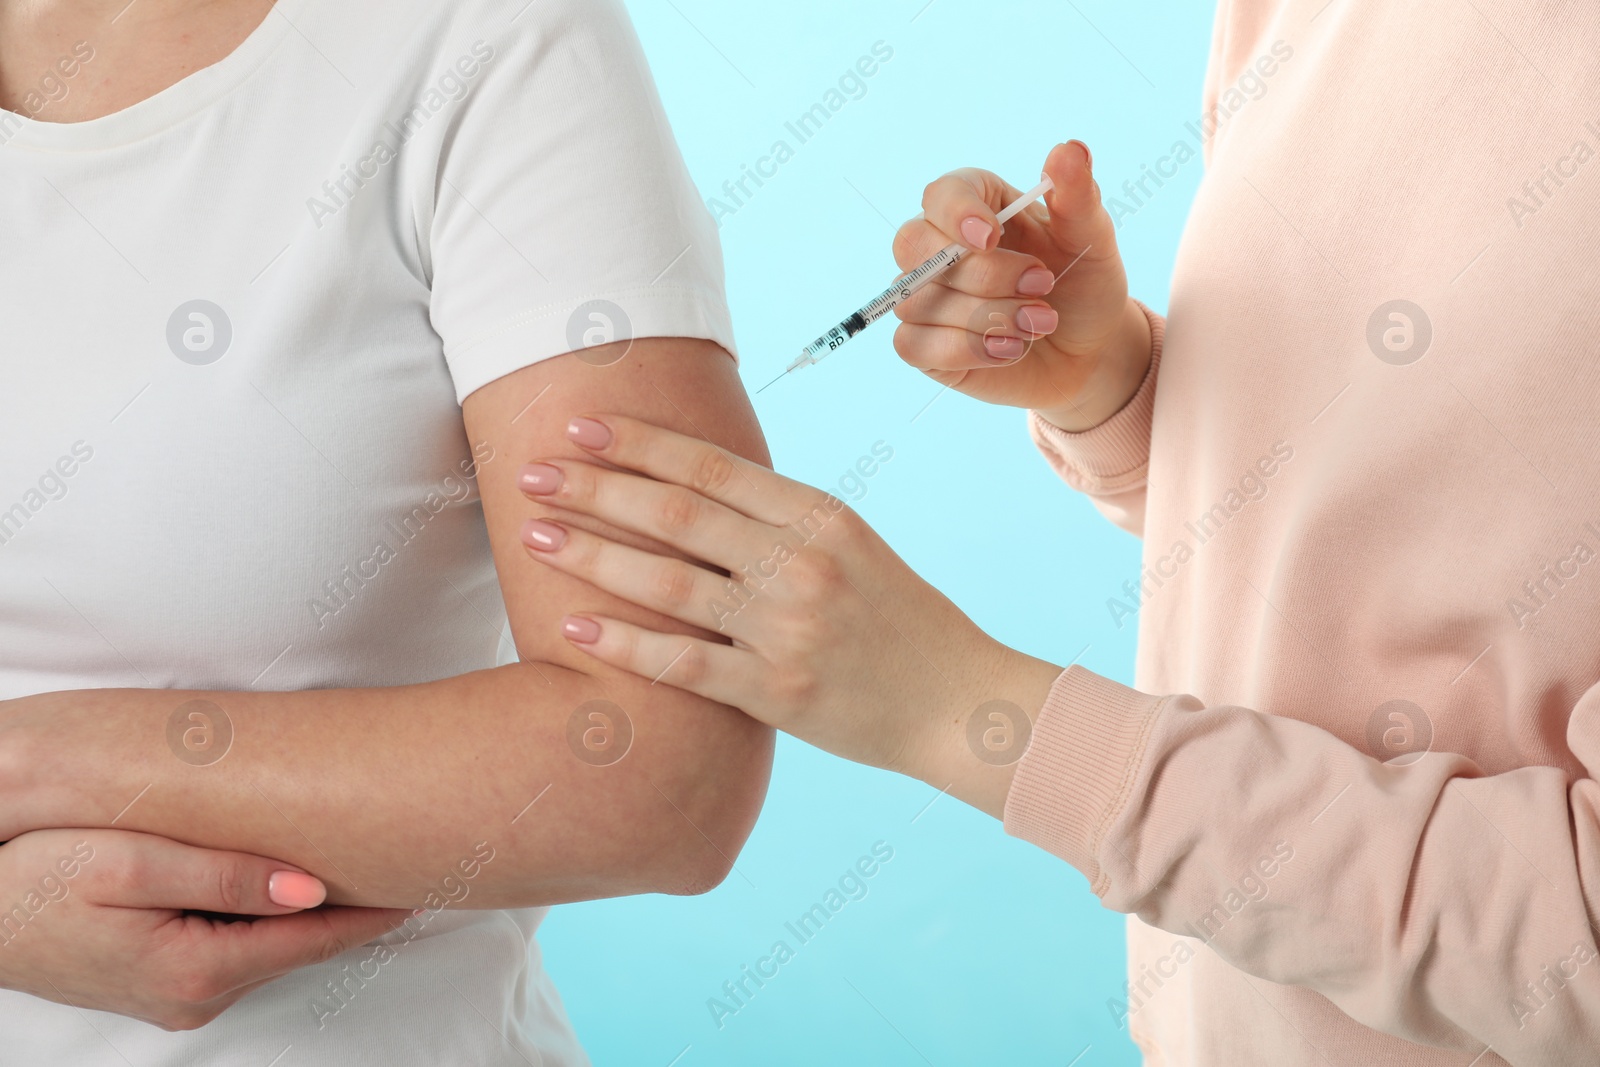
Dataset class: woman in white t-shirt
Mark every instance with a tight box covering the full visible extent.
[0,0,771,1062]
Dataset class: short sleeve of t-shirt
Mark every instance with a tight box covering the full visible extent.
[425,0,735,402]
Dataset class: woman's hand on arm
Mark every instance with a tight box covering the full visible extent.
[892,142,1152,432]
[0,830,407,1030]
[0,340,774,908]
[514,414,1065,819]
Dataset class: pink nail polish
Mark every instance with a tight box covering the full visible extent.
[1017,268,1055,297]
[960,217,994,250]
[1016,306,1059,336]
[567,417,612,450]
[522,519,567,552]
[562,616,602,644]
[268,871,327,910]
[984,335,1026,361]
[518,463,563,495]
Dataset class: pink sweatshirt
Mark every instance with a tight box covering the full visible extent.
[1000,3,1600,1065]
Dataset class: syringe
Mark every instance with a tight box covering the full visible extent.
[759,176,1055,393]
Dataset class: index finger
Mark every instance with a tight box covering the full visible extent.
[178,906,411,996]
[920,168,1025,252]
[565,414,824,527]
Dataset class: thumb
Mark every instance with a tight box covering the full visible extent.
[86,831,332,916]
[1039,141,1120,268]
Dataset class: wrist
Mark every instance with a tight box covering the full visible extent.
[0,692,106,840]
[901,644,1065,821]
[0,696,55,840]
[1035,298,1153,433]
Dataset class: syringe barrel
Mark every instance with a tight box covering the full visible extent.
[855,243,967,330]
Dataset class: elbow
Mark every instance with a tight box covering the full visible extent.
[642,711,775,897]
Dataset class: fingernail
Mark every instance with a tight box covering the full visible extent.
[984,335,1026,361]
[562,615,602,644]
[268,871,327,909]
[1068,139,1092,172]
[1017,268,1055,297]
[518,463,564,495]
[1016,305,1059,336]
[959,217,994,251]
[522,519,567,552]
[567,417,612,450]
[412,908,427,917]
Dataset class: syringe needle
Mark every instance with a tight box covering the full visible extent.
[755,369,787,394]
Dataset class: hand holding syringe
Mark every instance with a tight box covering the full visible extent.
[759,177,1056,393]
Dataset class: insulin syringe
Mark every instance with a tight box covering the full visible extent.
[759,176,1055,393]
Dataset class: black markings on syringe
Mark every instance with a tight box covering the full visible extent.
[809,246,967,355]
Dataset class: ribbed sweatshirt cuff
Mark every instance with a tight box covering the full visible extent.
[1003,666,1169,897]
[1029,302,1164,496]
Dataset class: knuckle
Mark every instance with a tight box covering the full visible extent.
[569,530,604,575]
[213,859,247,913]
[613,622,642,665]
[787,545,842,592]
[95,852,145,898]
[817,502,865,547]
[891,222,922,267]
[650,561,699,610]
[772,664,821,710]
[652,487,702,536]
[164,969,223,1008]
[295,911,358,967]
[892,324,917,359]
[782,605,829,652]
[672,645,709,688]
[560,464,597,508]
[688,447,736,497]
[965,256,1008,296]
[309,928,353,966]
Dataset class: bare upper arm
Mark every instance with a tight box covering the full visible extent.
[462,338,770,676]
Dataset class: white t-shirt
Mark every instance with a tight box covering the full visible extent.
[0,0,734,1061]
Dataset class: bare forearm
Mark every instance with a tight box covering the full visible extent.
[0,662,772,908]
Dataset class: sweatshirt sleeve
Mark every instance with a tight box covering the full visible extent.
[1004,666,1600,1060]
[1029,303,1164,537]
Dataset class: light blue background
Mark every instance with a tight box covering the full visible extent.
[541,2,1215,1063]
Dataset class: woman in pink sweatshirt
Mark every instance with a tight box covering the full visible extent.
[514,4,1600,1064]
